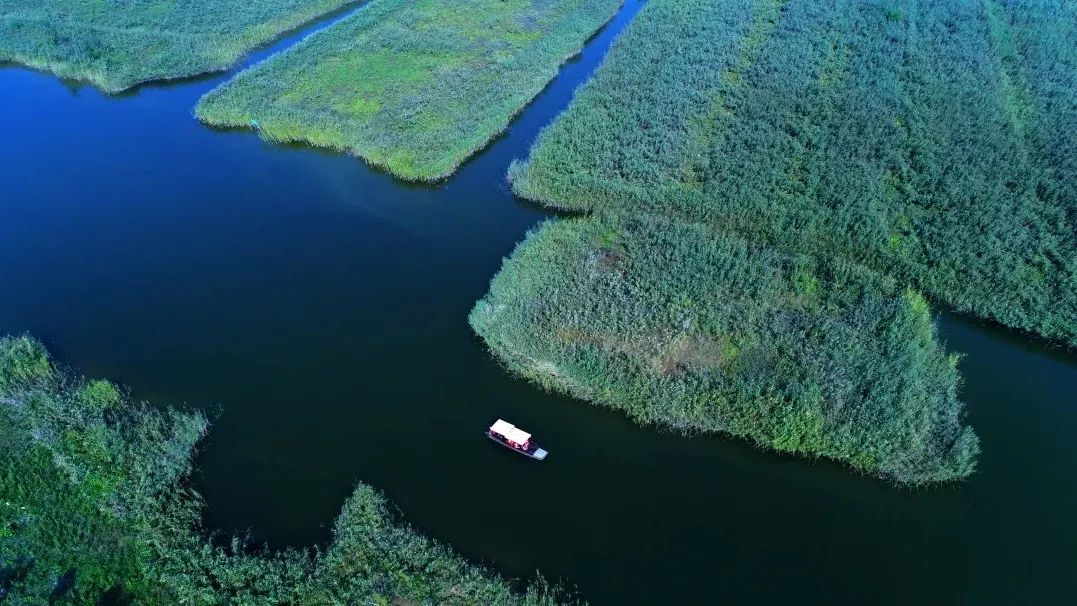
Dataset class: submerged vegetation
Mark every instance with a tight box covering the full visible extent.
[0,0,357,93]
[510,0,1077,347]
[0,336,564,605]
[196,0,622,180]
[471,214,978,484]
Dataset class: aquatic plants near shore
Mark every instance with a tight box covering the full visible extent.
[196,0,623,181]
[0,336,565,605]
[473,0,985,482]
[471,214,978,484]
[0,0,356,93]
[475,0,991,482]
[509,0,1077,347]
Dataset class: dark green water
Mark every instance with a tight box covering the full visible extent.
[1,2,1074,603]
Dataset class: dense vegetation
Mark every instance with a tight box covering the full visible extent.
[987,0,1076,227]
[0,336,564,605]
[471,214,978,483]
[196,0,622,181]
[509,0,1077,347]
[0,0,355,92]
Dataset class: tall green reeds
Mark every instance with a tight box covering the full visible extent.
[0,336,565,605]
[471,214,978,484]
[0,0,356,92]
[471,0,1028,482]
[196,0,623,181]
[509,0,1077,347]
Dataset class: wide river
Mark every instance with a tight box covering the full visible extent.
[1,2,1074,603]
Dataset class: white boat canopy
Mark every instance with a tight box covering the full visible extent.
[490,419,532,445]
[507,428,531,445]
[490,419,515,436]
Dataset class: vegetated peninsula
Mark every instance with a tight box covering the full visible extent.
[471,0,1011,481]
[0,0,357,93]
[196,0,623,181]
[471,214,978,484]
[0,336,565,605]
[509,0,1077,348]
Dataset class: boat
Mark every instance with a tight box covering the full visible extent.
[486,419,548,461]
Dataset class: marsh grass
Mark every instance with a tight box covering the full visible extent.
[474,0,984,483]
[0,0,357,93]
[0,336,566,605]
[196,0,623,181]
[471,214,978,484]
[510,0,1077,348]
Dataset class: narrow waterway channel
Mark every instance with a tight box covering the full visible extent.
[0,1,1074,603]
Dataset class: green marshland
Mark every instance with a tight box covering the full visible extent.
[197,0,623,180]
[0,0,357,92]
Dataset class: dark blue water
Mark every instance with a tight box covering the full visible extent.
[1,1,1074,603]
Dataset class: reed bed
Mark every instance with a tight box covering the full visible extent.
[510,0,1077,348]
[0,336,565,605]
[471,214,978,484]
[197,0,622,181]
[0,0,355,92]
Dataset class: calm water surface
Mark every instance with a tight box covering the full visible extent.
[1,2,1074,603]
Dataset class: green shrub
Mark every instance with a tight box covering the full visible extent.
[0,335,52,392]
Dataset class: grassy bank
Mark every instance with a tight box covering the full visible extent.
[509,0,1077,347]
[471,214,978,484]
[196,0,622,181]
[0,0,356,93]
[0,336,565,605]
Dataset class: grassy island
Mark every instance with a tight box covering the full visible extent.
[471,214,978,484]
[0,0,356,93]
[509,0,1077,347]
[0,336,563,605]
[196,0,622,181]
